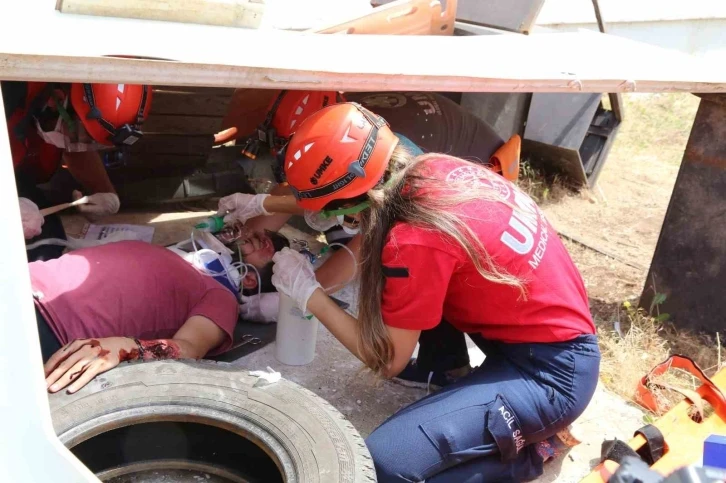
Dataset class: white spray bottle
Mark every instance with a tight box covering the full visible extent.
[275,293,318,366]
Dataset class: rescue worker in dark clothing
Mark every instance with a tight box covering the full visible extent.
[3,81,151,261]
[345,91,505,166]
[235,89,520,183]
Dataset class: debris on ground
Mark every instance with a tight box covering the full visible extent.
[249,366,281,387]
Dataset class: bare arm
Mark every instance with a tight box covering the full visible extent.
[44,315,226,393]
[63,151,116,194]
[263,194,305,215]
[306,288,419,377]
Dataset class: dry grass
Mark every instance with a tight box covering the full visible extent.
[518,160,569,205]
[599,303,670,407]
[604,93,700,167]
[521,93,717,416]
[598,300,723,416]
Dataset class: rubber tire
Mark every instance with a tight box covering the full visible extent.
[49,360,376,483]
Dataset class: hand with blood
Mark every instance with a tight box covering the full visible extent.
[44,337,136,394]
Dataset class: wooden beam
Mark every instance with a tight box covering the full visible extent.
[0,5,723,93]
[143,114,224,134]
[129,134,214,155]
[308,0,456,36]
[55,0,265,29]
[150,91,234,116]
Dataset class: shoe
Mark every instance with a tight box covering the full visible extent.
[535,425,582,463]
[392,358,471,393]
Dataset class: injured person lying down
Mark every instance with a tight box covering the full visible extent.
[33,228,289,394]
[168,224,291,299]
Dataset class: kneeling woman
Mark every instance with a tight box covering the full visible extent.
[270,103,599,482]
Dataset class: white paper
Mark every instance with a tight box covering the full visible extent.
[82,223,155,244]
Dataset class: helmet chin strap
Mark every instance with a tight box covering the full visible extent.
[81,83,149,146]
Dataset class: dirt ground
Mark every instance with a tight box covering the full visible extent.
[541,93,700,321]
[57,93,701,481]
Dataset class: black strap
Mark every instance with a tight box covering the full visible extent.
[136,85,149,125]
[601,439,640,465]
[259,89,288,137]
[382,266,409,278]
[13,83,58,142]
[82,83,148,137]
[293,103,389,202]
[600,424,665,467]
[82,83,117,136]
[634,424,665,465]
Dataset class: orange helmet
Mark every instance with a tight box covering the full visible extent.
[242,90,342,160]
[284,102,399,211]
[70,83,152,146]
[272,90,341,139]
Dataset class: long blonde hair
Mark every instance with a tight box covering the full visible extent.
[357,147,525,375]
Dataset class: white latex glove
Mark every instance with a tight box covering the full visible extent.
[217,193,270,224]
[304,209,339,232]
[240,292,280,323]
[73,190,120,219]
[271,247,322,313]
[19,197,44,239]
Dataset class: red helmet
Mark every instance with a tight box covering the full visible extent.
[242,90,342,160]
[284,102,399,211]
[70,83,152,146]
[271,90,341,139]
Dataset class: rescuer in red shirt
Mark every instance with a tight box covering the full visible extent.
[252,102,600,482]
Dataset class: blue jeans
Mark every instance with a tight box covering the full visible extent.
[366,333,600,482]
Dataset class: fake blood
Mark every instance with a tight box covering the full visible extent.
[139,340,181,360]
[118,348,140,362]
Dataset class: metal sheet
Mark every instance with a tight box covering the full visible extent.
[455,0,546,32]
[525,93,602,150]
[642,95,726,333]
[460,92,531,141]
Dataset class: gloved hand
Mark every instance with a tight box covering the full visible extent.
[240,292,280,323]
[304,209,339,232]
[271,247,322,313]
[73,190,120,219]
[217,193,270,224]
[19,197,44,239]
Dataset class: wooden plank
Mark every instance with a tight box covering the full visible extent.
[308,0,456,36]
[376,0,542,32]
[56,0,265,29]
[142,114,224,134]
[150,91,233,116]
[123,153,209,169]
[0,6,723,93]
[129,134,214,155]
[154,86,236,95]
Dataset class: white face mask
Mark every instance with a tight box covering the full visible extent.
[337,215,360,235]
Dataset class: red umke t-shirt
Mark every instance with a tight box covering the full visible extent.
[381,157,595,343]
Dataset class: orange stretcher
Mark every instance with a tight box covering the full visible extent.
[582,355,726,482]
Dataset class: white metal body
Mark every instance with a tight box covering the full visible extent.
[0,93,98,480]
